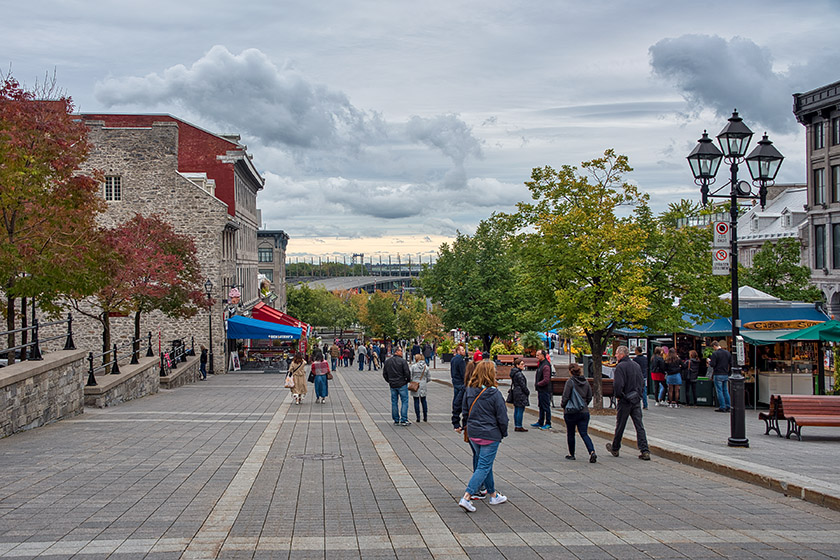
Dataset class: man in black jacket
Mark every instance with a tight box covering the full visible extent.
[383,347,412,426]
[531,349,553,430]
[633,346,649,410]
[606,345,650,460]
[450,345,467,431]
[708,340,732,412]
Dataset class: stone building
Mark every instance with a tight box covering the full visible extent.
[49,114,265,370]
[257,230,289,311]
[737,184,807,268]
[793,80,840,313]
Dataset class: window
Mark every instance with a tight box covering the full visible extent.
[782,212,792,229]
[750,216,759,232]
[815,224,826,270]
[258,248,273,263]
[104,176,121,201]
[834,224,840,269]
[814,168,826,205]
[833,118,840,146]
[833,166,840,204]
[260,269,274,283]
[814,121,825,150]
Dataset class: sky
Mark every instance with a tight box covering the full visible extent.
[5,0,840,261]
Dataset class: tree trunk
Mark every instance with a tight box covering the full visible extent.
[20,298,27,361]
[6,296,15,365]
[587,332,607,410]
[481,334,495,352]
[102,312,111,365]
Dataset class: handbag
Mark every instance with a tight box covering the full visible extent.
[308,372,315,383]
[408,380,419,392]
[327,372,333,380]
[564,384,588,413]
[463,387,487,442]
[284,374,295,389]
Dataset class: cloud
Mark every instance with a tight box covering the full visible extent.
[648,34,836,134]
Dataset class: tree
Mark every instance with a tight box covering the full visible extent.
[504,150,724,407]
[357,291,398,339]
[742,238,823,302]
[0,74,103,362]
[71,214,207,359]
[421,219,527,351]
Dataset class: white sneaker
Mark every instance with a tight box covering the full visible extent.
[458,497,476,512]
[489,493,507,505]
[654,401,661,406]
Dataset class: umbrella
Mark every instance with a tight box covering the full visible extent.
[778,320,840,342]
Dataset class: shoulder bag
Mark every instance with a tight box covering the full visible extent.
[564,384,587,413]
[463,387,488,442]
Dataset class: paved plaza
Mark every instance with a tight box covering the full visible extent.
[1,363,840,559]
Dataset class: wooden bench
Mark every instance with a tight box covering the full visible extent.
[758,394,783,437]
[496,354,520,365]
[775,395,840,441]
[550,377,615,408]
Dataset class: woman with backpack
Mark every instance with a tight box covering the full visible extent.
[561,363,596,463]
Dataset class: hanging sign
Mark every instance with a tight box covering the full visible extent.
[712,248,730,275]
[713,221,731,248]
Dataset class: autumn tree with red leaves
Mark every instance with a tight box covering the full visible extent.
[71,214,207,359]
[0,73,103,363]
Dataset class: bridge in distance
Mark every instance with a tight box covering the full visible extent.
[288,275,417,293]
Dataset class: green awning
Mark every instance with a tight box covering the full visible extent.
[740,329,799,346]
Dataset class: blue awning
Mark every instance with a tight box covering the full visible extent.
[684,305,830,337]
[226,315,301,340]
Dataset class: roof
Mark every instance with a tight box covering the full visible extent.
[737,186,807,244]
[684,304,830,337]
[718,286,779,302]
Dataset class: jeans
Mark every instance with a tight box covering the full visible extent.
[314,375,328,399]
[424,356,431,365]
[199,362,207,379]
[513,406,525,428]
[656,379,667,401]
[358,355,365,370]
[564,411,594,456]
[391,385,409,423]
[713,375,731,410]
[611,399,649,453]
[413,396,427,421]
[465,440,499,496]
[642,381,648,408]
[331,358,338,370]
[343,357,349,367]
[452,385,465,428]
[537,391,552,426]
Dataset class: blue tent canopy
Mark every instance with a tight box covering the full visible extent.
[684,305,829,337]
[226,315,301,340]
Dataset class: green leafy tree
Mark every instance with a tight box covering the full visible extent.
[503,151,724,406]
[742,238,823,302]
[358,291,398,339]
[421,219,527,351]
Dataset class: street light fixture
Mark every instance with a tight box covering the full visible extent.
[205,278,214,375]
[687,110,784,448]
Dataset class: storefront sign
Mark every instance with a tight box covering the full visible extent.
[712,249,730,275]
[743,320,824,330]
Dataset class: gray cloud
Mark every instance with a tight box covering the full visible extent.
[648,34,840,134]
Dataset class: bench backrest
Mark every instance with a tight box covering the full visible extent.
[777,395,840,417]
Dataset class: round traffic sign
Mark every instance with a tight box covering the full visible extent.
[715,222,729,235]
[715,249,729,261]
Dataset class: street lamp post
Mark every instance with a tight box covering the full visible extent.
[205,279,215,375]
[687,110,784,448]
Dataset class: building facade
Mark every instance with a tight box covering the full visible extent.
[737,185,807,268]
[49,114,266,369]
[793,80,840,313]
[257,230,289,311]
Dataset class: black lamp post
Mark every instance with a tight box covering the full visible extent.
[205,278,215,375]
[688,110,784,448]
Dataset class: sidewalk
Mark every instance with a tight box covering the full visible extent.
[0,364,838,559]
[429,363,840,511]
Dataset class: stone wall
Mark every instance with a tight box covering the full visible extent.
[40,121,232,368]
[83,356,160,408]
[0,350,87,438]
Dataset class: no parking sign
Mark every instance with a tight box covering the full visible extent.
[713,221,731,248]
[712,248,730,275]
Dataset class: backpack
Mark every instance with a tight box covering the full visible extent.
[564,383,587,413]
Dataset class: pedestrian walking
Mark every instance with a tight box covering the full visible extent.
[664,348,683,408]
[684,350,701,406]
[342,346,351,367]
[531,349,553,430]
[606,345,650,460]
[451,344,467,432]
[650,347,667,406]
[409,353,431,422]
[709,340,732,412]
[422,343,433,365]
[458,361,509,512]
[310,350,331,404]
[289,352,308,405]
[329,343,341,371]
[507,357,530,432]
[357,343,367,371]
[383,347,412,426]
[562,362,597,462]
[632,346,649,409]
[199,345,208,380]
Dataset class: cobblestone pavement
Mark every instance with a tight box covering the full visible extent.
[0,364,839,559]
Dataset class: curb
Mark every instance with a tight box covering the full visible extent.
[432,377,840,512]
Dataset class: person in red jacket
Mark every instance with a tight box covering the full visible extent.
[530,349,553,430]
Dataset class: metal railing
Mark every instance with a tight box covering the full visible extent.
[159,336,191,377]
[86,334,153,387]
[1,313,76,364]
